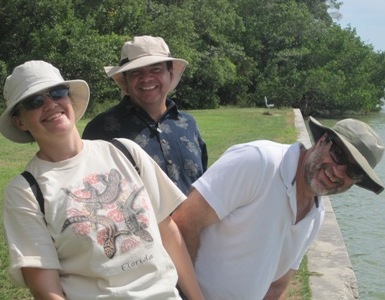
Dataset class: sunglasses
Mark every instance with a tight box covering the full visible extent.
[21,85,70,110]
[327,135,364,180]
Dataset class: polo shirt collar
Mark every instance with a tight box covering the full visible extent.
[120,96,180,119]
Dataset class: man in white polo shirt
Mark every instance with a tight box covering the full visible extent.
[172,117,384,299]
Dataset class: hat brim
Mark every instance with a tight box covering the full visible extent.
[104,56,188,94]
[308,116,384,194]
[0,80,89,143]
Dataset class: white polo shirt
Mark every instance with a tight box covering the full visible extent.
[193,141,324,300]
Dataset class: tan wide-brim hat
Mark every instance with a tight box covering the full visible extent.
[308,116,384,194]
[104,36,188,94]
[0,60,90,143]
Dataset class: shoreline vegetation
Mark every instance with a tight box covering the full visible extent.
[0,107,310,299]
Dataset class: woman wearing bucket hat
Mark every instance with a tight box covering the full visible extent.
[1,61,203,299]
[172,117,384,299]
[82,36,208,195]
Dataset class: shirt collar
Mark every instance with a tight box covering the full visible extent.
[281,142,321,214]
[120,96,180,119]
[281,142,303,190]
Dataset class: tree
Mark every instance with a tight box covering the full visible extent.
[0,0,383,116]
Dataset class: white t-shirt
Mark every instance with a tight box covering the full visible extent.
[193,141,325,300]
[3,139,185,299]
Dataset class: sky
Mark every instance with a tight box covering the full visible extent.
[334,0,385,52]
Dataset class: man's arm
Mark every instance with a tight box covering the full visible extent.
[263,269,296,300]
[158,216,204,300]
[22,267,65,299]
[171,188,220,262]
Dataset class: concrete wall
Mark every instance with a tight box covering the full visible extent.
[293,109,359,299]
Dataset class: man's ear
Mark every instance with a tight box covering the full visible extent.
[11,115,28,131]
[113,74,130,95]
[119,82,130,95]
[317,133,328,146]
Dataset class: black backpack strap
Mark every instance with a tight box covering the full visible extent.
[21,171,45,215]
[110,139,140,175]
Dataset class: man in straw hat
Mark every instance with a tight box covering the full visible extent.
[83,35,207,195]
[172,117,384,299]
[1,60,203,299]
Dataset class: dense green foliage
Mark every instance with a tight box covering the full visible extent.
[0,0,384,116]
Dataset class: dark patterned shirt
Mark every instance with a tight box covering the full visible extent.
[83,96,208,194]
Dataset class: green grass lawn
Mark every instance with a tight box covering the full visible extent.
[0,107,309,299]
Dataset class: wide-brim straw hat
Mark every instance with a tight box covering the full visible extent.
[308,116,384,194]
[104,36,188,94]
[0,60,89,143]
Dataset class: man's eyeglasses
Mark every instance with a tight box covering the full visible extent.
[327,134,364,180]
[21,85,70,110]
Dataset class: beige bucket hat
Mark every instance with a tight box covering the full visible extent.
[308,116,384,194]
[0,60,89,143]
[104,36,188,93]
